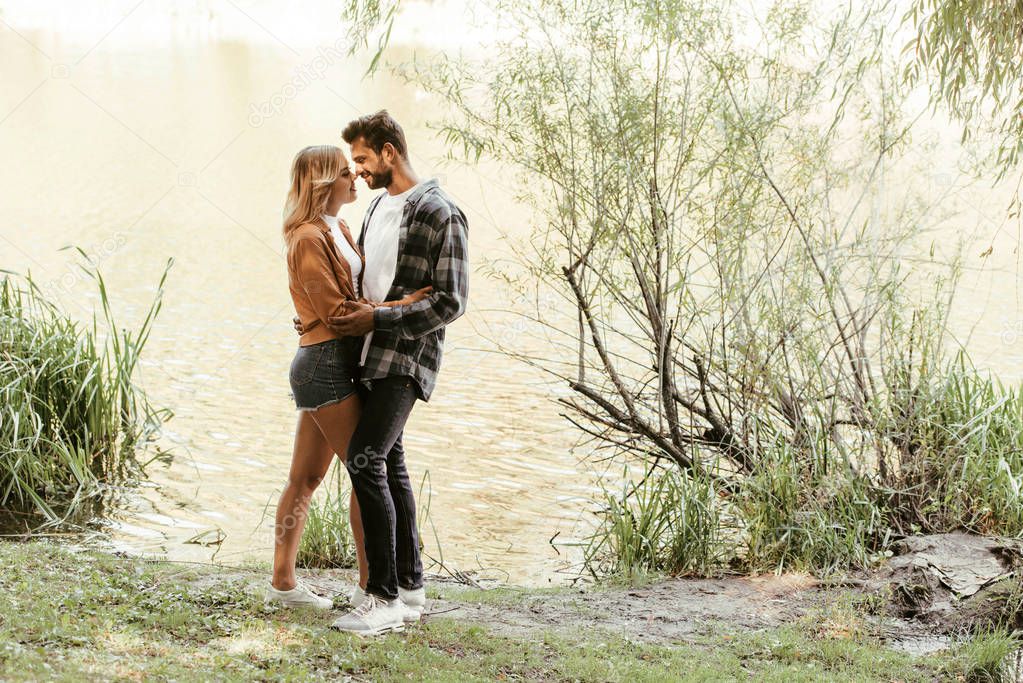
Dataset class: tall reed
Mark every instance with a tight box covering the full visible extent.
[585,465,726,580]
[585,354,1023,580]
[298,467,439,570]
[297,460,358,569]
[0,255,172,527]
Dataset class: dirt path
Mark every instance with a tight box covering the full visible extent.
[429,574,825,644]
[191,532,1019,657]
[413,533,1022,655]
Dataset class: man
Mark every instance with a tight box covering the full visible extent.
[326,110,469,635]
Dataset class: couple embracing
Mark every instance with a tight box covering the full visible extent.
[265,110,469,636]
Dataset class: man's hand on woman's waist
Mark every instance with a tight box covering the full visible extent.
[327,300,376,336]
[293,285,434,337]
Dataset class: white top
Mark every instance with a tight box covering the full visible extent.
[322,213,362,297]
[359,183,419,364]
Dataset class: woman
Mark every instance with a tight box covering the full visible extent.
[267,145,430,608]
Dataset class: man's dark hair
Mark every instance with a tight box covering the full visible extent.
[342,109,408,159]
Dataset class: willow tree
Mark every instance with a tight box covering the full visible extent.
[905,0,1023,177]
[344,0,1023,571]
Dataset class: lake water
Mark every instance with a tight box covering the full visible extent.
[1,0,1022,585]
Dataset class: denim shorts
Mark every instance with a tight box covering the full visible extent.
[288,337,361,411]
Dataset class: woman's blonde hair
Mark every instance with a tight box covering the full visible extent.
[283,145,347,237]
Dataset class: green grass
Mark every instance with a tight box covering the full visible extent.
[584,465,726,581]
[585,456,889,581]
[0,256,172,526]
[882,351,1023,538]
[297,461,357,569]
[587,352,1023,582]
[946,630,1021,683]
[0,540,963,682]
[297,466,437,571]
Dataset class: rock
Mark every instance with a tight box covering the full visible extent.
[893,533,1017,597]
[877,532,1023,629]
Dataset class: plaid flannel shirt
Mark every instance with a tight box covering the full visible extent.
[357,178,469,401]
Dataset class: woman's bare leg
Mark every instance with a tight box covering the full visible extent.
[272,393,368,590]
[309,400,368,589]
[272,409,335,590]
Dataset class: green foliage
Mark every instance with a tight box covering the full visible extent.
[341,0,403,77]
[396,0,958,575]
[0,541,955,681]
[0,255,172,525]
[905,0,1023,176]
[587,350,1023,578]
[587,446,893,578]
[947,630,1021,683]
[881,350,1023,537]
[585,465,726,579]
[297,461,358,569]
[350,0,1023,580]
[739,449,887,574]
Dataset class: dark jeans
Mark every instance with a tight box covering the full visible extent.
[346,374,424,600]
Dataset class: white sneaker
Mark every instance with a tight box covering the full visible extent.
[350,585,368,609]
[265,580,333,610]
[398,585,426,623]
[330,593,405,636]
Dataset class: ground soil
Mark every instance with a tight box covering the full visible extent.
[277,532,1021,656]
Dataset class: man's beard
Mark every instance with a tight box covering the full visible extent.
[366,168,393,189]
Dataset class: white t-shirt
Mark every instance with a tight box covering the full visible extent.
[360,183,419,364]
[322,214,362,297]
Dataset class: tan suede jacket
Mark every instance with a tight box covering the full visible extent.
[286,218,364,346]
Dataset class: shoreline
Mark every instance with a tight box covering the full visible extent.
[0,538,993,681]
